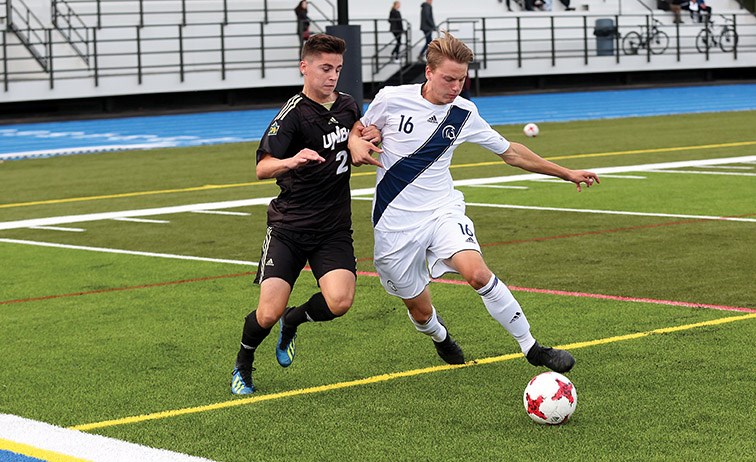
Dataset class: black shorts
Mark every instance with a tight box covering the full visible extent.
[254,226,357,286]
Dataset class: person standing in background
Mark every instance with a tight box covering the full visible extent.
[389,2,404,62]
[294,0,311,43]
[499,0,514,12]
[418,0,436,61]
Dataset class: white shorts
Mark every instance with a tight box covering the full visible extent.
[373,203,482,299]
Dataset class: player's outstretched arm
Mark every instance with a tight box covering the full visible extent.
[499,142,600,192]
[348,121,384,168]
[256,149,325,179]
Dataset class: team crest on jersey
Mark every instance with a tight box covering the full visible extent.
[268,121,280,136]
[442,125,457,141]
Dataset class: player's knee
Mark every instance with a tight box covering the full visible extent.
[466,268,493,290]
[252,310,279,329]
[327,294,353,317]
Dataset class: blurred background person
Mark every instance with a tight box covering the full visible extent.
[295,0,311,43]
[389,1,404,62]
[418,0,436,61]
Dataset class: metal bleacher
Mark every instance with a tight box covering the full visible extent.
[0,0,754,104]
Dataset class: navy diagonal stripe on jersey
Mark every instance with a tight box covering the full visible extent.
[373,105,472,226]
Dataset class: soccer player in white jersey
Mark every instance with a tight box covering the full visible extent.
[348,32,599,372]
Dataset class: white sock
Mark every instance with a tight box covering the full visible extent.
[477,274,536,354]
[407,306,447,343]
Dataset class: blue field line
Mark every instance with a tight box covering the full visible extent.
[1,83,754,160]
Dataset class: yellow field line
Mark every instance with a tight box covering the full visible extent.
[0,181,274,209]
[4,141,754,209]
[69,312,756,432]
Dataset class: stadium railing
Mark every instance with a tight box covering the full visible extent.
[1,8,755,95]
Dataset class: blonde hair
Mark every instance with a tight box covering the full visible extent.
[425,31,474,69]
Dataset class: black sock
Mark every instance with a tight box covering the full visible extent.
[284,292,338,329]
[235,310,272,370]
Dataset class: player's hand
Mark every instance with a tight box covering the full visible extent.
[348,136,384,168]
[360,124,382,145]
[568,170,600,192]
[290,148,325,170]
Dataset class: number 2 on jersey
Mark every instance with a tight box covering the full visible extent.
[336,150,349,175]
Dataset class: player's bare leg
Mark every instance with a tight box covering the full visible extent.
[449,250,574,373]
[232,278,291,394]
[404,288,465,364]
[277,269,355,367]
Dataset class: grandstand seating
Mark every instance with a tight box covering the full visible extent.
[0,0,753,104]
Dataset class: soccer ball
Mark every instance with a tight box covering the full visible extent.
[523,123,540,137]
[523,371,577,425]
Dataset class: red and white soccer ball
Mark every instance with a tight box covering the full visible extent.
[523,122,540,137]
[523,371,577,425]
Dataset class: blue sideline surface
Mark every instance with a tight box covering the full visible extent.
[1,83,754,161]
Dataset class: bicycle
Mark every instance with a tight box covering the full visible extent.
[696,15,738,53]
[622,18,669,55]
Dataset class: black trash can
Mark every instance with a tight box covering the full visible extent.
[594,19,617,56]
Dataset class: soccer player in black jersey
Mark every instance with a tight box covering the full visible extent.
[231,34,379,394]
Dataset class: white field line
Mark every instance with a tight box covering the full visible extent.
[463,185,529,189]
[443,155,756,188]
[0,414,215,462]
[0,198,275,231]
[0,238,258,266]
[111,217,170,223]
[28,226,86,232]
[643,169,756,177]
[589,174,646,179]
[192,210,251,216]
[1,155,754,232]
[699,166,753,170]
[466,203,756,223]
[0,143,174,161]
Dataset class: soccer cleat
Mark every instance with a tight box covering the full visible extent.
[276,315,297,368]
[433,315,465,364]
[526,342,575,373]
[230,368,255,395]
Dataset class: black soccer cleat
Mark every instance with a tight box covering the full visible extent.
[526,341,575,373]
[433,315,465,364]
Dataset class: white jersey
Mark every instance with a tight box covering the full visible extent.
[361,84,510,232]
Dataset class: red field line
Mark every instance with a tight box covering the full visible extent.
[482,213,756,248]
[481,219,698,247]
[4,269,751,314]
[0,271,255,306]
[406,274,755,314]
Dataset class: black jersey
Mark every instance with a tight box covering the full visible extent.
[257,92,360,233]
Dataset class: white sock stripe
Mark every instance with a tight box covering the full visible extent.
[258,227,272,280]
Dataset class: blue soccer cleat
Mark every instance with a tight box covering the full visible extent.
[230,368,255,395]
[276,317,297,367]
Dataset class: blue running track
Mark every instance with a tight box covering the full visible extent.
[1,83,754,161]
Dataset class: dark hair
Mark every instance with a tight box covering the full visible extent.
[301,33,347,60]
